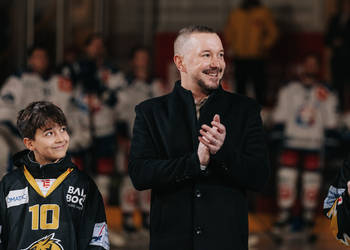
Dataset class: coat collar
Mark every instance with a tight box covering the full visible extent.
[13,150,76,179]
[167,81,225,152]
[171,81,223,101]
[171,81,226,122]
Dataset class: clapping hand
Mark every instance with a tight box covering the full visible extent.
[198,114,226,155]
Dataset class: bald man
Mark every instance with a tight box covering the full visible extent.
[128,25,269,250]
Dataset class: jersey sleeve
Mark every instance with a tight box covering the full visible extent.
[321,90,338,129]
[0,76,23,125]
[78,178,110,250]
[324,157,350,246]
[272,85,290,125]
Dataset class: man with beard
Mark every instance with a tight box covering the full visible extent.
[128,25,269,250]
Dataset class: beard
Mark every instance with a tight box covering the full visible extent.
[197,77,221,95]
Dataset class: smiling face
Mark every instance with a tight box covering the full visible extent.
[174,32,225,95]
[24,121,70,165]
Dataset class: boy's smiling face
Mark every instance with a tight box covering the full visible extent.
[24,121,70,165]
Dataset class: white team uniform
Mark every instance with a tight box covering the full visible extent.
[116,77,163,217]
[272,80,339,226]
[273,81,338,151]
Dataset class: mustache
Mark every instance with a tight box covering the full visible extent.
[202,67,223,74]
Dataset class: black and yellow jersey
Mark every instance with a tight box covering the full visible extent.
[0,150,109,250]
[324,156,350,247]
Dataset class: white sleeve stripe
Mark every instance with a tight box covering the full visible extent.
[324,185,345,209]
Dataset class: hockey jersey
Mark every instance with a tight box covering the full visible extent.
[72,59,127,138]
[324,156,350,246]
[115,77,163,138]
[0,72,72,126]
[273,81,338,150]
[91,69,127,138]
[0,150,109,249]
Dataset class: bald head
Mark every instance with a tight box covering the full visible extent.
[174,25,216,56]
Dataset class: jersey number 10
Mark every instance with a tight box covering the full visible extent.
[29,204,60,230]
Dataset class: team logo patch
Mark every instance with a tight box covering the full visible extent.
[6,187,28,208]
[36,179,55,196]
[22,233,63,250]
[66,186,86,210]
[89,222,109,250]
[295,104,316,127]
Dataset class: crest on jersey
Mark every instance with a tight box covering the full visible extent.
[22,233,63,250]
[295,104,316,127]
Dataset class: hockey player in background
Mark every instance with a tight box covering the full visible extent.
[73,33,126,201]
[0,101,109,249]
[115,46,164,240]
[272,53,338,241]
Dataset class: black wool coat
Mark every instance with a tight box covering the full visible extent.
[129,81,270,250]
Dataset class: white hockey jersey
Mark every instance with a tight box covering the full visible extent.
[273,81,338,150]
[0,73,71,125]
[115,78,163,138]
[0,72,90,152]
[90,70,127,138]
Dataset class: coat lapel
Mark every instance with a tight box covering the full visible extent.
[167,82,198,156]
[198,85,229,128]
[166,82,231,157]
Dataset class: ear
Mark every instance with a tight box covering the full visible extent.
[23,138,35,151]
[174,55,187,73]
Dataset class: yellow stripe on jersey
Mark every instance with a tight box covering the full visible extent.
[327,198,338,219]
[23,166,73,198]
[328,198,339,240]
[327,197,350,246]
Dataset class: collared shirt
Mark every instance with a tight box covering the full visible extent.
[195,96,209,170]
[195,96,209,120]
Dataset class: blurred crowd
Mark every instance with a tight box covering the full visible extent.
[1,0,350,248]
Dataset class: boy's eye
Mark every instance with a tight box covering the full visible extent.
[202,53,210,57]
[45,132,53,136]
[60,127,67,132]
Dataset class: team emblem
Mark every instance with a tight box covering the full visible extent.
[22,233,63,250]
[295,104,316,127]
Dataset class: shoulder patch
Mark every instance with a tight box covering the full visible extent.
[6,187,29,208]
[89,222,110,250]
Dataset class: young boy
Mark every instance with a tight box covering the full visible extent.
[0,101,109,249]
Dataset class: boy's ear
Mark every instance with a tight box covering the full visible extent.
[23,138,35,151]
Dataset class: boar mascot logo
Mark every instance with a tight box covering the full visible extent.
[22,233,63,250]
